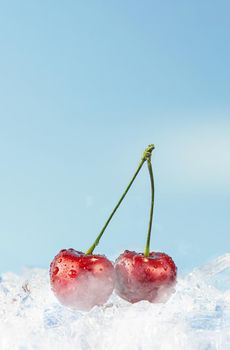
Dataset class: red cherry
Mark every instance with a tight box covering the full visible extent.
[50,248,115,311]
[115,250,177,303]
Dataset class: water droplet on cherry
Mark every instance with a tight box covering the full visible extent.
[53,267,59,275]
[68,269,77,278]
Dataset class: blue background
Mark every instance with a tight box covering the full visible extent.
[0,1,229,274]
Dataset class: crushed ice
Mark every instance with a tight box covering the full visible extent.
[0,254,230,350]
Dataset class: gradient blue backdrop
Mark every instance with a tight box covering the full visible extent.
[0,1,229,274]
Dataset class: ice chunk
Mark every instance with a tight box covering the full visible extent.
[0,255,229,349]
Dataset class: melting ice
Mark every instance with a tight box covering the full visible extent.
[0,254,230,350]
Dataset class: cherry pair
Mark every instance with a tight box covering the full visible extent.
[50,145,177,311]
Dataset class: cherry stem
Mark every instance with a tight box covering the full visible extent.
[144,157,155,257]
[85,144,155,255]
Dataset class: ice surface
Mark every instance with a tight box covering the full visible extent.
[0,254,230,350]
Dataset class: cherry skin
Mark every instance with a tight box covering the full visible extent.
[115,250,177,303]
[50,248,115,311]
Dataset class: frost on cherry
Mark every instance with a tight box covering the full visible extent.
[115,250,177,304]
[50,249,115,311]
[51,267,115,311]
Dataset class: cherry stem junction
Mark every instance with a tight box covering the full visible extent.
[85,144,155,255]
[144,157,155,257]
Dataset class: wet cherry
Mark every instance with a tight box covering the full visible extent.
[50,248,115,311]
[115,250,177,303]
[115,145,177,303]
